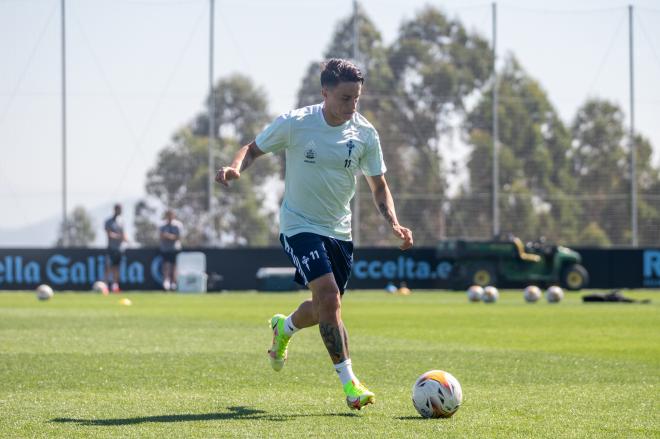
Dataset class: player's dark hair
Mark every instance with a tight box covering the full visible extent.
[320,58,364,88]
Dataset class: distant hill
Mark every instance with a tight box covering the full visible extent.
[0,199,138,248]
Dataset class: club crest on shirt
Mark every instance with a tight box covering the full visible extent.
[304,148,316,163]
[303,140,317,164]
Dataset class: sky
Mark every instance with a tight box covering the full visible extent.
[1,0,659,242]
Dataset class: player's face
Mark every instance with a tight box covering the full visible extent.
[322,81,361,126]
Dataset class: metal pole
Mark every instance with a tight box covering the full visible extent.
[629,5,637,247]
[352,0,361,245]
[61,0,68,246]
[492,2,499,238]
[208,0,215,214]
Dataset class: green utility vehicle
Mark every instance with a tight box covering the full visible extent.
[437,237,589,290]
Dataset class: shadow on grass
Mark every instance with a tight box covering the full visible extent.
[395,416,434,420]
[52,406,358,426]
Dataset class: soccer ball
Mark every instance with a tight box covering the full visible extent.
[93,281,109,295]
[466,285,484,302]
[412,370,463,418]
[523,285,542,303]
[482,286,499,303]
[36,284,54,301]
[546,285,564,303]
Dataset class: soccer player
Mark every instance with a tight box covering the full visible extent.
[104,203,127,293]
[215,58,413,410]
[159,209,183,291]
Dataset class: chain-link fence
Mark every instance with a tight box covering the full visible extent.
[1,1,659,248]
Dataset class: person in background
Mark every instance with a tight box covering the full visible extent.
[104,203,127,293]
[159,209,183,291]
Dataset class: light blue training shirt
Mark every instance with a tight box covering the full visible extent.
[255,103,386,241]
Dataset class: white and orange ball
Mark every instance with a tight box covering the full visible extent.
[546,285,564,303]
[523,285,542,303]
[466,285,484,302]
[36,284,54,301]
[412,370,463,418]
[482,286,499,303]
[93,281,109,295]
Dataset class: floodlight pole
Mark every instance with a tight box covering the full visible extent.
[61,0,68,246]
[628,5,637,247]
[352,0,361,246]
[208,0,215,216]
[492,2,500,239]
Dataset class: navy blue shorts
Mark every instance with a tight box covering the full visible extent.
[279,232,354,295]
[161,251,179,264]
[107,248,124,267]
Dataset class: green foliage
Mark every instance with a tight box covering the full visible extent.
[1,291,658,437]
[193,74,272,146]
[142,7,660,248]
[454,57,582,243]
[146,129,209,235]
[55,206,96,247]
[381,6,493,244]
[388,6,493,120]
[570,99,628,243]
[569,99,660,246]
[145,75,279,246]
[133,200,160,247]
[579,221,612,246]
[296,5,493,245]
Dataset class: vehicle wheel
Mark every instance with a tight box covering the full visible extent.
[560,264,589,290]
[469,265,497,287]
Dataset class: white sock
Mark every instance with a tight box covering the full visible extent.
[283,314,300,337]
[334,359,358,387]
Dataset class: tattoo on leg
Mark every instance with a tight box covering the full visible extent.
[341,324,350,359]
[319,322,348,364]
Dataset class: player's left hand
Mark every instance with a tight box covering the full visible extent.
[392,224,413,250]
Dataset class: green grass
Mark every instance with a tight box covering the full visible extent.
[0,290,658,438]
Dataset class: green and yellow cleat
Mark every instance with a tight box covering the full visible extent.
[344,380,375,410]
[267,314,291,371]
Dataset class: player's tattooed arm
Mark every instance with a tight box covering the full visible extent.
[367,174,400,226]
[319,322,349,364]
[378,202,396,226]
[366,174,414,250]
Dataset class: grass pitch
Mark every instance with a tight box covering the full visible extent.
[0,290,658,438]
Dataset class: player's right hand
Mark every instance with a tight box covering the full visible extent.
[393,224,413,250]
[215,166,240,186]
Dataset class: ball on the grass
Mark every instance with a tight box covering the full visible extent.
[36,284,54,301]
[524,285,542,303]
[546,285,564,303]
[92,281,109,295]
[466,285,484,302]
[412,370,463,418]
[385,282,397,294]
[482,285,499,303]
